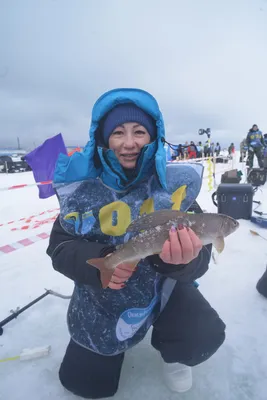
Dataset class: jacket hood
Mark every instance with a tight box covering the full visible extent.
[54,88,167,191]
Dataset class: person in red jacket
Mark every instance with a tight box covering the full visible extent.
[188,141,197,159]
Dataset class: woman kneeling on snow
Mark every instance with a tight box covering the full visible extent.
[47,88,226,399]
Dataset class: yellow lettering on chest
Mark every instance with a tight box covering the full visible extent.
[140,197,154,216]
[99,201,131,236]
[171,185,186,210]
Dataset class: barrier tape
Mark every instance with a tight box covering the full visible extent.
[5,167,226,232]
[0,232,50,256]
[10,214,58,231]
[0,208,59,228]
[0,156,231,192]
[172,155,229,163]
[0,156,234,255]
[0,180,53,192]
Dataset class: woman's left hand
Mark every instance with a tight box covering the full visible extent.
[159,225,203,265]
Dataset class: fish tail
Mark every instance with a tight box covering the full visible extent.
[86,257,115,289]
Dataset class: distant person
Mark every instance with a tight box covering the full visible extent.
[188,141,197,159]
[177,144,184,159]
[196,141,203,158]
[183,141,189,158]
[228,143,235,156]
[246,124,265,168]
[214,142,221,157]
[204,141,211,157]
[210,143,215,156]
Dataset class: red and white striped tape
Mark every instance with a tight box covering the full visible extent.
[0,208,59,228]
[0,180,53,192]
[10,214,58,231]
[0,156,232,192]
[0,232,50,256]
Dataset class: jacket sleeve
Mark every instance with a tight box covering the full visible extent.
[147,244,212,283]
[46,216,115,288]
[147,201,212,283]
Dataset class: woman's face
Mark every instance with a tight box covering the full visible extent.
[108,122,151,169]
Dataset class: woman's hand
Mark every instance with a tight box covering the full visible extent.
[108,263,137,290]
[159,225,203,265]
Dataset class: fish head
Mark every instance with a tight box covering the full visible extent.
[219,214,239,237]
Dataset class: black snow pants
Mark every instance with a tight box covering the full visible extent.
[59,283,226,399]
[246,148,264,168]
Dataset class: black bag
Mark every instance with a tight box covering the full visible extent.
[247,168,267,187]
[221,169,241,184]
[216,157,228,164]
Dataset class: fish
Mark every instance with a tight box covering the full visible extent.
[86,209,239,289]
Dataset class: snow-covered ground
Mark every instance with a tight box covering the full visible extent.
[1,154,267,400]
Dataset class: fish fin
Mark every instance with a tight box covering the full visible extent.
[126,209,184,233]
[213,237,225,254]
[86,258,115,289]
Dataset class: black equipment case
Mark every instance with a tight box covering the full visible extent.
[221,169,241,184]
[247,168,267,187]
[212,183,253,220]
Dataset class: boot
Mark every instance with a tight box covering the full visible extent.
[162,361,192,393]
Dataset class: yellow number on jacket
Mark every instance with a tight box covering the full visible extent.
[140,197,154,216]
[99,201,131,236]
[171,185,186,210]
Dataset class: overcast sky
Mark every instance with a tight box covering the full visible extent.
[1,0,267,150]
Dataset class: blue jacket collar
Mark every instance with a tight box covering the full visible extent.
[97,140,158,192]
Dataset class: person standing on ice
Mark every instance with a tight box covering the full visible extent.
[187,141,197,159]
[228,142,235,156]
[196,141,203,158]
[214,142,221,157]
[246,124,265,169]
[47,88,226,399]
[176,143,184,159]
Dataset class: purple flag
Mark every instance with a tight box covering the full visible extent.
[25,133,67,199]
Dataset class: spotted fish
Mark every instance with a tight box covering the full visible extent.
[87,209,239,288]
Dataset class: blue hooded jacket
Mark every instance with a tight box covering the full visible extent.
[55,88,169,191]
[52,88,204,355]
[246,129,264,149]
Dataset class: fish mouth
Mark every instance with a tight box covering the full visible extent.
[222,215,240,235]
[228,216,239,230]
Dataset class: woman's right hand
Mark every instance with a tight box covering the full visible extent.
[108,263,137,290]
